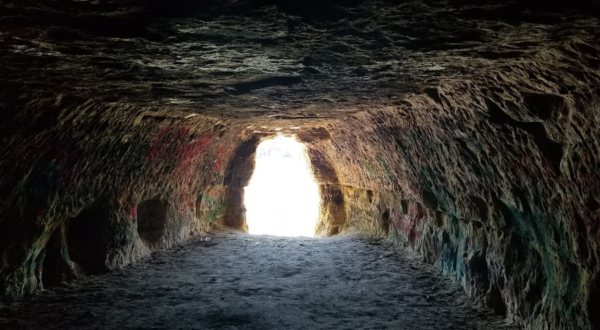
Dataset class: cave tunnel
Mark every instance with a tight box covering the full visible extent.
[1,0,600,329]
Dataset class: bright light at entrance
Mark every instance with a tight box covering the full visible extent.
[244,136,320,237]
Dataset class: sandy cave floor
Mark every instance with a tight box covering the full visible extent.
[0,232,519,330]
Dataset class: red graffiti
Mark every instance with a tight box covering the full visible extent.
[214,145,231,171]
[390,203,426,247]
[148,126,179,162]
[131,205,138,218]
[178,194,195,208]
[25,204,47,220]
[390,206,402,228]
[173,132,214,181]
[57,151,75,188]
[404,205,426,245]
[147,125,215,179]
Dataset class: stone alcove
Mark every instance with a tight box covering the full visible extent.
[136,198,169,245]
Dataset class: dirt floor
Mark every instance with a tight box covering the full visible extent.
[0,232,518,330]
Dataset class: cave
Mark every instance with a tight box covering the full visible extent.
[0,0,599,329]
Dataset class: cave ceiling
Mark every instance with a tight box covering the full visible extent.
[2,0,597,122]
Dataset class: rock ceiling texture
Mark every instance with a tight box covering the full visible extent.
[1,0,600,329]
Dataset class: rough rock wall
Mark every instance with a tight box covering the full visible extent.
[1,0,600,329]
[323,40,600,329]
[0,94,241,301]
[223,135,260,231]
[307,146,347,236]
[0,94,349,302]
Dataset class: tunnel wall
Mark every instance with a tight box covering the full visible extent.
[223,136,262,231]
[306,147,347,236]
[0,95,240,301]
[0,4,598,328]
[324,41,600,330]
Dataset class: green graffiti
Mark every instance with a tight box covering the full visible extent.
[200,194,229,224]
[377,155,395,185]
[363,159,377,174]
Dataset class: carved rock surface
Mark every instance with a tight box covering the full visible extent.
[1,1,599,329]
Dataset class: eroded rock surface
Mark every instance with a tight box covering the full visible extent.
[1,0,599,329]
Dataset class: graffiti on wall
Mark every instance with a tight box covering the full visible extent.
[147,125,214,180]
[389,201,426,247]
[131,205,138,218]
[196,186,228,224]
[214,145,232,174]
[204,195,228,224]
[377,155,395,186]
[56,151,76,189]
[363,159,377,174]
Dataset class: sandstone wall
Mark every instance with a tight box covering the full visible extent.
[323,40,600,329]
[0,96,240,301]
[1,1,599,329]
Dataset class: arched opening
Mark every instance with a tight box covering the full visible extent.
[67,203,111,274]
[42,227,64,288]
[137,198,168,245]
[243,136,320,237]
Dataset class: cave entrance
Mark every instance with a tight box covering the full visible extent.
[244,136,320,237]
